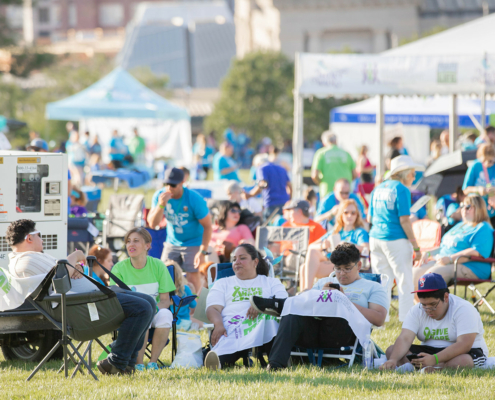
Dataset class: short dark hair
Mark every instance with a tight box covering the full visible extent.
[6,219,36,246]
[486,125,495,134]
[330,242,360,266]
[417,288,450,301]
[235,243,269,276]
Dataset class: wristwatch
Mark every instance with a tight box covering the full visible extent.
[200,250,211,256]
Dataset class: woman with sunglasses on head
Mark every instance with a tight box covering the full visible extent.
[299,199,369,291]
[413,195,494,292]
[209,201,255,262]
[463,143,495,227]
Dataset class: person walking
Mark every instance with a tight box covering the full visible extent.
[369,155,424,322]
[311,131,356,199]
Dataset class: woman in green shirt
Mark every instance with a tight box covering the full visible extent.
[111,227,176,371]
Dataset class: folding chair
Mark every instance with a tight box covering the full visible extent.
[290,272,388,368]
[102,194,145,254]
[452,231,495,314]
[144,264,197,365]
[255,226,310,291]
[26,259,125,381]
[412,219,442,252]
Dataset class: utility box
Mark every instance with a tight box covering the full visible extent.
[0,151,68,270]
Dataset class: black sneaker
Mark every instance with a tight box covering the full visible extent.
[249,296,286,317]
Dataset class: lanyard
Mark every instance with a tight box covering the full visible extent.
[171,189,186,215]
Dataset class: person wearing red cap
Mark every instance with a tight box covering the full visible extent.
[380,273,488,373]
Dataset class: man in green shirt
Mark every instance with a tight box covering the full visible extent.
[129,127,146,165]
[311,131,356,199]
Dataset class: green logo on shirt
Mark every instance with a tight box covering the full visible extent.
[424,327,450,341]
[232,286,262,302]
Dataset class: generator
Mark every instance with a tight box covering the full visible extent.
[0,151,68,270]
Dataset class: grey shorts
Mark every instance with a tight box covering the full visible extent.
[161,243,200,273]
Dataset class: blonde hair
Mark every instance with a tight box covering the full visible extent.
[463,195,491,226]
[477,143,495,164]
[333,199,365,234]
[165,259,186,296]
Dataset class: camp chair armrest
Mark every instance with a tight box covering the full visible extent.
[466,256,495,263]
[171,295,197,308]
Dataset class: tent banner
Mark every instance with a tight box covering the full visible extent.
[297,53,495,96]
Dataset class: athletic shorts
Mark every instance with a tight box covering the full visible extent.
[161,243,199,273]
[409,344,487,368]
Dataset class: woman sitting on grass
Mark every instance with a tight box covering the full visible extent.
[300,199,369,291]
[204,243,287,370]
[111,227,176,371]
[413,194,494,290]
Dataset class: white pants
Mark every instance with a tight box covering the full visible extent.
[151,308,173,329]
[370,237,414,322]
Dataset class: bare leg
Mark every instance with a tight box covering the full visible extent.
[186,271,202,294]
[385,344,411,367]
[149,327,170,363]
[300,245,327,291]
[443,354,474,368]
[137,330,149,365]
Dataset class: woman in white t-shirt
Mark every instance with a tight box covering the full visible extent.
[204,243,287,370]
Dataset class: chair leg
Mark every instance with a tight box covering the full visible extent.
[68,341,99,381]
[58,341,85,374]
[26,341,62,381]
[71,341,93,378]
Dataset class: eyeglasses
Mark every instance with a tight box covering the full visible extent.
[459,203,473,211]
[339,191,350,196]
[419,299,441,312]
[25,231,41,240]
[344,211,357,215]
[334,262,358,274]
[229,209,241,214]
[167,183,177,188]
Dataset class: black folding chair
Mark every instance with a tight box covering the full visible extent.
[26,259,125,381]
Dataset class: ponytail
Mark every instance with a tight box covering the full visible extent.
[235,243,269,277]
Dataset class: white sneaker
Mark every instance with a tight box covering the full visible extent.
[420,366,442,374]
[396,363,415,373]
[205,351,221,371]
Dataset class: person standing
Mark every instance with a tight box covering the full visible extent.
[193,133,214,175]
[245,152,292,222]
[369,155,424,322]
[128,127,146,166]
[109,130,127,169]
[311,131,356,199]
[147,167,212,293]
[213,142,240,181]
[66,130,87,187]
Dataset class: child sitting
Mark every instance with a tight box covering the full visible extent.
[70,187,88,217]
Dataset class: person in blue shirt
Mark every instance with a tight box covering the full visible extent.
[147,167,212,293]
[369,155,424,322]
[413,195,494,288]
[435,188,465,230]
[88,244,113,285]
[245,151,292,222]
[463,143,495,226]
[300,199,369,290]
[474,125,495,147]
[212,142,240,181]
[315,178,365,228]
[109,130,127,169]
[192,133,214,174]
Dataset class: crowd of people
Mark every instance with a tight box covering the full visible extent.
[4,123,495,375]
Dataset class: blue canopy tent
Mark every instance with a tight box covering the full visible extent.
[46,67,192,166]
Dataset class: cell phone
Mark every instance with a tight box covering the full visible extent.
[406,354,420,361]
[328,283,340,290]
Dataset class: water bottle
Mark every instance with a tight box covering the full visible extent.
[363,333,373,369]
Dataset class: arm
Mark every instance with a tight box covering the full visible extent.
[220,165,238,175]
[412,333,477,368]
[436,248,482,266]
[311,168,321,184]
[147,191,171,229]
[380,329,416,370]
[245,184,262,199]
[157,292,171,310]
[66,250,86,278]
[194,214,213,267]
[206,305,227,346]
[286,181,292,198]
[353,302,387,326]
[399,215,420,259]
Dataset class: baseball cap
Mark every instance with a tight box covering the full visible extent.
[27,138,49,152]
[411,273,447,293]
[163,167,184,185]
[283,200,310,213]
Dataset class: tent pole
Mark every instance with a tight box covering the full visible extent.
[377,95,384,179]
[449,94,457,153]
[481,91,486,134]
[292,53,304,199]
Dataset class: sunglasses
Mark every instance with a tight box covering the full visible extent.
[343,211,357,215]
[167,183,177,188]
[25,231,41,240]
[460,203,473,211]
[229,209,241,214]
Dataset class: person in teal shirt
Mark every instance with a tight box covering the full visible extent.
[147,167,212,294]
[300,199,369,291]
[213,142,240,181]
[462,143,495,226]
[192,133,214,173]
[413,195,494,287]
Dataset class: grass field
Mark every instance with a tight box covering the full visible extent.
[2,293,495,399]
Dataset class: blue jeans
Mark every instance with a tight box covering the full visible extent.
[107,291,156,370]
[263,205,284,223]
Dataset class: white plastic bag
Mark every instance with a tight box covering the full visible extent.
[170,332,203,369]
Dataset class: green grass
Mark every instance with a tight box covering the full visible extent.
[2,292,495,399]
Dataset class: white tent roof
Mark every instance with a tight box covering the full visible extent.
[384,12,495,56]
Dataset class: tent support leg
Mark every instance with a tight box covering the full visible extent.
[449,94,457,153]
[292,53,304,199]
[377,95,384,179]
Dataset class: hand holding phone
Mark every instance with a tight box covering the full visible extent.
[406,354,419,361]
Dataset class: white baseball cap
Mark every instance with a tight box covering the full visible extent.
[389,155,425,176]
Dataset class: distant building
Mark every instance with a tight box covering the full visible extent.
[235,0,495,58]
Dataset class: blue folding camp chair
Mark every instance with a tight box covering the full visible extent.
[290,272,388,368]
[144,264,197,366]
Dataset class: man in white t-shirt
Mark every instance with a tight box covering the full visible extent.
[381,273,488,372]
[5,219,156,376]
